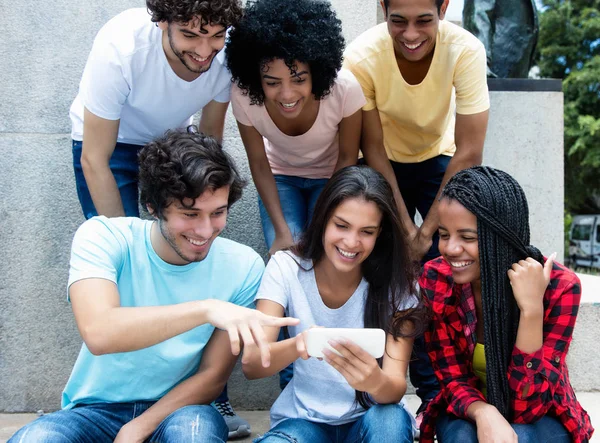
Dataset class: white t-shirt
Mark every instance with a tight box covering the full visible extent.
[255,251,418,428]
[70,8,232,145]
[231,68,366,179]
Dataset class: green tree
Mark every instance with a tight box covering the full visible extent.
[537,0,600,213]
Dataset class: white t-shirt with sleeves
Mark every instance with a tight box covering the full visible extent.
[255,251,417,428]
[70,8,232,145]
[231,68,366,179]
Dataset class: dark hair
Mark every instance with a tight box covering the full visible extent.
[293,165,425,409]
[146,0,243,27]
[138,128,245,219]
[383,0,444,14]
[225,0,344,105]
[440,166,544,419]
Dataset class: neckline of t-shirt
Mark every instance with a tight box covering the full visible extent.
[389,22,442,88]
[154,26,218,87]
[144,220,204,272]
[261,95,326,139]
[307,266,368,314]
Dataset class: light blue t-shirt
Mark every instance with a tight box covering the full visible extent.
[255,251,418,428]
[62,216,264,409]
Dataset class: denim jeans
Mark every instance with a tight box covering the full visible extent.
[72,140,143,219]
[390,155,452,409]
[9,402,228,443]
[258,175,329,248]
[435,412,571,443]
[254,404,413,443]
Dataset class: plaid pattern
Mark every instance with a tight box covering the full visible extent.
[418,257,594,443]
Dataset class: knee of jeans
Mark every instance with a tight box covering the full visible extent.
[159,405,227,440]
[9,421,72,443]
[437,416,477,443]
[362,404,412,435]
[254,430,299,443]
[512,424,537,443]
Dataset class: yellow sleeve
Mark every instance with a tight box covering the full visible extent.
[342,56,377,112]
[454,43,490,115]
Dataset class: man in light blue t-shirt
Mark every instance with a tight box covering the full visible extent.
[10,129,298,443]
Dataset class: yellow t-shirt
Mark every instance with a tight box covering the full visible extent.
[473,342,487,398]
[343,21,490,163]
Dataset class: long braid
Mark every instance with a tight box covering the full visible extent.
[441,166,543,419]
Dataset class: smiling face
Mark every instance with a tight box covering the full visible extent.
[260,59,314,120]
[159,17,226,81]
[382,0,447,63]
[321,197,382,275]
[437,198,481,285]
[151,186,230,265]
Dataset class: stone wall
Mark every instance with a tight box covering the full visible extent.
[0,0,575,413]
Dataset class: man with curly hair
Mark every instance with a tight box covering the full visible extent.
[9,129,299,443]
[70,0,242,220]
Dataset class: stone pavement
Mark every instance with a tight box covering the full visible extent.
[2,393,599,442]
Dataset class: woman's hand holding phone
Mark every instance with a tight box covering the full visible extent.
[322,339,384,394]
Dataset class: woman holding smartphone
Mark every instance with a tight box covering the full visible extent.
[242,166,423,442]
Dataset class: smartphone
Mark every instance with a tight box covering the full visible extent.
[305,328,386,359]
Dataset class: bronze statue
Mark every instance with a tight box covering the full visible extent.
[463,0,539,78]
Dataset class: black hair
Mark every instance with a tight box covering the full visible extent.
[293,165,425,409]
[225,0,345,105]
[138,128,245,219]
[146,0,243,28]
[440,166,544,419]
[383,0,445,14]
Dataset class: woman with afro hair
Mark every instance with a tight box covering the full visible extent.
[226,0,400,257]
[419,166,594,443]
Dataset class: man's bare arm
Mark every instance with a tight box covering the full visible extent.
[70,278,299,357]
[81,108,123,216]
[416,110,489,256]
[199,100,229,143]
[361,109,417,238]
[114,329,240,441]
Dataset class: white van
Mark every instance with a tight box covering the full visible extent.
[569,214,600,269]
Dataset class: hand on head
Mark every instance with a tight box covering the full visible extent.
[508,252,556,314]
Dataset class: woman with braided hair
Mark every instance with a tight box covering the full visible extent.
[419,166,594,443]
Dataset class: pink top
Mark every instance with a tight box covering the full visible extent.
[231,68,367,179]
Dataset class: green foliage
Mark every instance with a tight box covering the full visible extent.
[537,0,600,213]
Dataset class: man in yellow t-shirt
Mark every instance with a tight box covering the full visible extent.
[344,0,489,263]
[344,0,490,420]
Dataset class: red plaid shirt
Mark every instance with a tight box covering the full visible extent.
[418,257,594,443]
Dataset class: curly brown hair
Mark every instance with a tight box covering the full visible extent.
[146,0,242,27]
[139,128,245,219]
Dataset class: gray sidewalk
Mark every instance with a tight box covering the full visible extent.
[2,393,598,442]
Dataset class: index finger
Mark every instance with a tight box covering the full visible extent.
[261,316,300,327]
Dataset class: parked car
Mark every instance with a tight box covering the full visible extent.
[569,214,600,269]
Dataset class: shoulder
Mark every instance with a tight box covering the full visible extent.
[74,216,143,243]
[438,20,485,55]
[547,260,582,303]
[93,9,156,58]
[344,23,391,66]
[419,257,454,302]
[333,68,362,90]
[269,250,308,273]
[209,237,265,274]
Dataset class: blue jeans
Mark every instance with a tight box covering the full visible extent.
[72,140,142,219]
[258,175,329,248]
[436,412,571,443]
[258,174,328,391]
[254,404,413,443]
[9,402,228,443]
[390,155,451,409]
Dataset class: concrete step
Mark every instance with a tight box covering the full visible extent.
[1,393,598,442]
